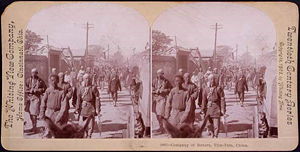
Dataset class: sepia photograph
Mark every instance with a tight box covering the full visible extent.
[151,2,278,138]
[23,2,151,139]
[1,1,298,151]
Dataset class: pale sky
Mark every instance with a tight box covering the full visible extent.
[153,2,277,58]
[27,3,149,57]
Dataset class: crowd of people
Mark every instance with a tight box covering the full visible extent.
[25,64,142,138]
[152,65,268,138]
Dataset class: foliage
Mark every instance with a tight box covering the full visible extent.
[109,51,125,67]
[152,30,173,53]
[239,51,254,66]
[25,30,43,53]
[88,45,106,58]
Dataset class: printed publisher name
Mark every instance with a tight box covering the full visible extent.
[160,143,248,148]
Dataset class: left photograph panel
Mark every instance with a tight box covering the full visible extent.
[24,2,151,139]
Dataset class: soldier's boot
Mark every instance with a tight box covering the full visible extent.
[240,99,244,107]
[113,100,117,107]
[159,125,165,134]
[207,124,214,138]
[155,116,165,134]
[29,115,38,133]
[213,129,219,138]
[87,135,92,138]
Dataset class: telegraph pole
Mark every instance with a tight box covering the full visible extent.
[174,36,177,49]
[246,45,249,65]
[132,48,136,55]
[83,22,94,57]
[46,35,49,50]
[235,44,238,63]
[107,44,110,60]
[210,23,222,66]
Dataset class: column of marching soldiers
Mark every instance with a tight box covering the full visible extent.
[152,65,269,138]
[25,65,137,138]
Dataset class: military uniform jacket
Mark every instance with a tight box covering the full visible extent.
[57,81,73,100]
[182,82,198,121]
[76,85,100,117]
[182,82,198,102]
[201,86,225,118]
[25,76,47,97]
[165,88,193,124]
[235,75,248,93]
[108,77,121,92]
[40,87,69,124]
[152,77,172,98]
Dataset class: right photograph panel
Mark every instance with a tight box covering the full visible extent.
[151,2,278,138]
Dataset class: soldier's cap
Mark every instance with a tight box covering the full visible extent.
[31,68,38,73]
[83,73,90,79]
[207,74,214,81]
[157,69,164,74]
[183,73,190,78]
[175,74,184,81]
[58,72,64,77]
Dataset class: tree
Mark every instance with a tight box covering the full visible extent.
[25,30,43,53]
[239,51,254,66]
[152,30,173,53]
[110,51,125,67]
[217,45,234,63]
[88,45,105,59]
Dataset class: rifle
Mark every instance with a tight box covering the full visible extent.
[96,114,102,137]
[221,114,228,137]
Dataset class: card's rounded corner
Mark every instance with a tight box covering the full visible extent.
[1,1,24,18]
[283,1,299,12]
[287,138,299,151]
[0,137,12,151]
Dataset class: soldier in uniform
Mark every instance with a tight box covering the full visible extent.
[39,74,69,138]
[75,74,101,138]
[218,68,226,89]
[130,75,142,107]
[98,67,105,90]
[204,67,213,79]
[77,66,85,80]
[25,68,47,133]
[201,74,226,138]
[108,72,122,106]
[58,72,73,106]
[69,67,77,87]
[182,73,198,124]
[235,69,248,106]
[69,68,78,107]
[85,67,92,75]
[91,67,99,87]
[257,75,267,112]
[51,68,57,75]
[152,69,172,134]
[164,75,193,128]
[213,68,220,87]
[178,68,184,76]
[197,68,205,109]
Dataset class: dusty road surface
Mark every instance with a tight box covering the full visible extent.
[152,87,258,138]
[24,85,133,139]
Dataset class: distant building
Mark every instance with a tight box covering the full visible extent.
[153,45,234,82]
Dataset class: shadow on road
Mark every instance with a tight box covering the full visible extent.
[226,123,252,132]
[93,123,127,133]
